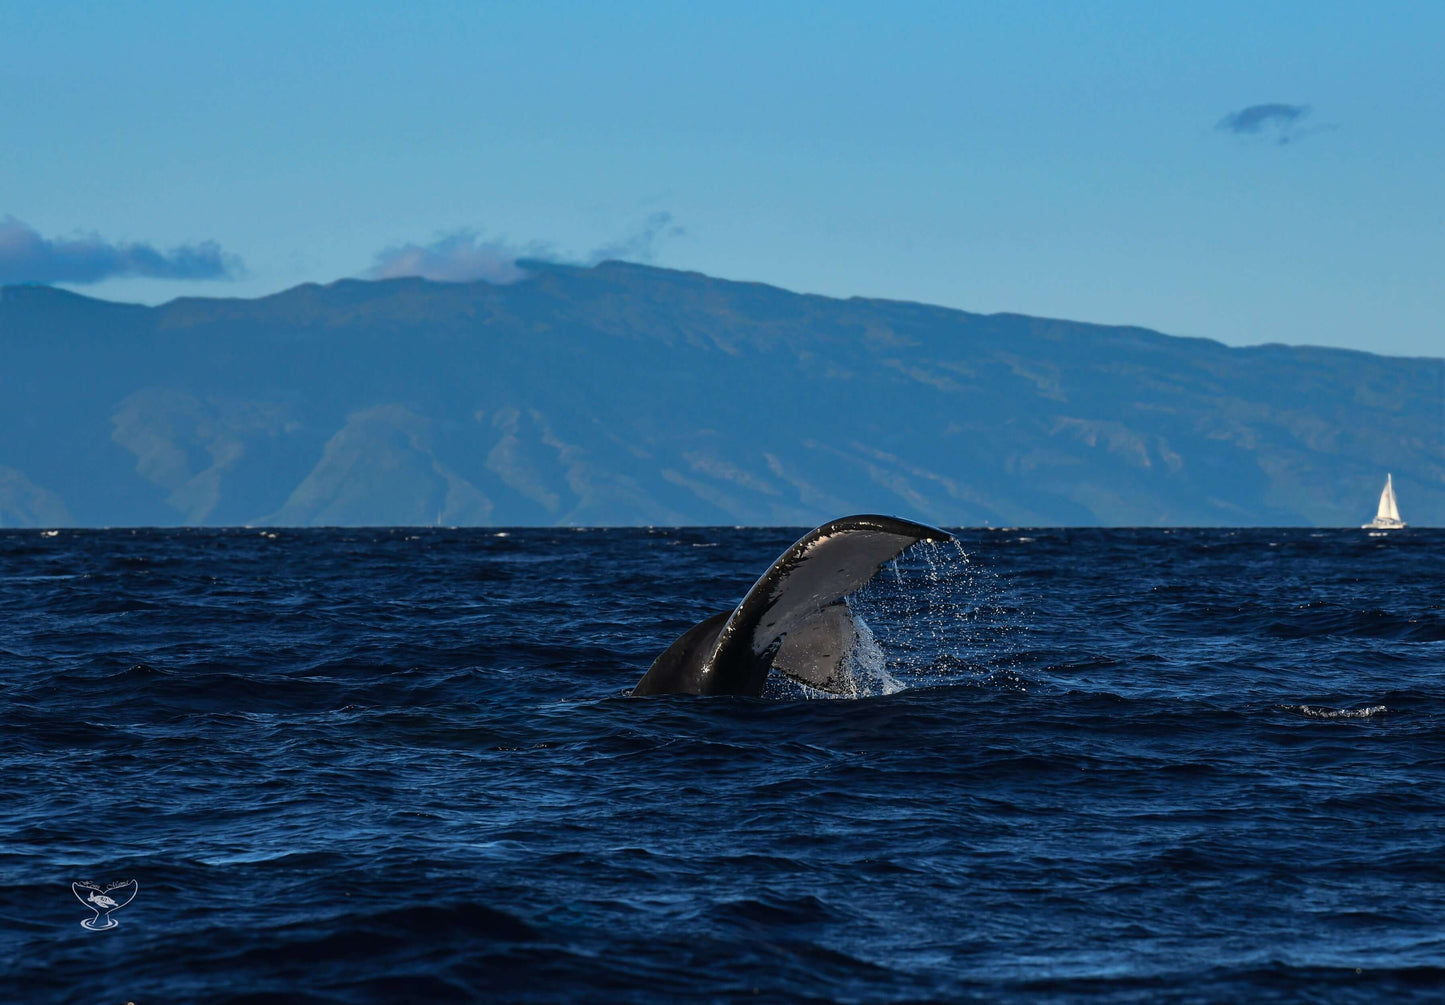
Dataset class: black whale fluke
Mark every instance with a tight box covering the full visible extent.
[632,514,954,697]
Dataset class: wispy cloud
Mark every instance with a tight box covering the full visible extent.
[364,231,551,284]
[1216,103,1314,144]
[0,215,243,284]
[588,212,685,264]
[365,213,685,285]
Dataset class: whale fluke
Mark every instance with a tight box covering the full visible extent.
[632,514,954,697]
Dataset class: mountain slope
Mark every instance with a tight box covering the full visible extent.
[1,262,1440,526]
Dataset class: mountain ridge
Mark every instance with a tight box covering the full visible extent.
[2,261,1440,527]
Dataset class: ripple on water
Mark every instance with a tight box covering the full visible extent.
[3,526,1444,1003]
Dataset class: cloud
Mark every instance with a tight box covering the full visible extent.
[1216,103,1314,144]
[0,215,243,284]
[364,231,553,284]
[587,212,685,264]
[365,213,685,285]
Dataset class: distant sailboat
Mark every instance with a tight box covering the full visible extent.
[1362,474,1406,530]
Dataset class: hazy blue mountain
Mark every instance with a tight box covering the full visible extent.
[2,261,1440,527]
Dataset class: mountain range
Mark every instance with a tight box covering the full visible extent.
[1,260,1440,527]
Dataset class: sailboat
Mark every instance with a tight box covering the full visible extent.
[1362,473,1406,529]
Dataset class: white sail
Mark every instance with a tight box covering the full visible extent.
[1378,474,1401,522]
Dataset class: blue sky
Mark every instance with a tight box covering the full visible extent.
[2,1,1441,357]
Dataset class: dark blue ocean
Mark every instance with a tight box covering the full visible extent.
[4,526,1443,1003]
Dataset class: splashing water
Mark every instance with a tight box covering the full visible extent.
[765,538,1026,699]
[843,538,1026,691]
[763,610,903,699]
[836,612,900,697]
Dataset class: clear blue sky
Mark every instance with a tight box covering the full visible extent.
[2,1,1441,357]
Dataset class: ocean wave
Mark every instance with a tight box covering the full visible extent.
[1279,703,1389,720]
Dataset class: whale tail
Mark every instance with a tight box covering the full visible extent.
[637,610,732,696]
[632,515,953,697]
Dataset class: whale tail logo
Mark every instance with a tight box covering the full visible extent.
[72,880,138,931]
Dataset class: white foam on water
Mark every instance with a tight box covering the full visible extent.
[1280,704,1388,720]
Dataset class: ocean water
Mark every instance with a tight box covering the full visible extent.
[3,526,1443,1003]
